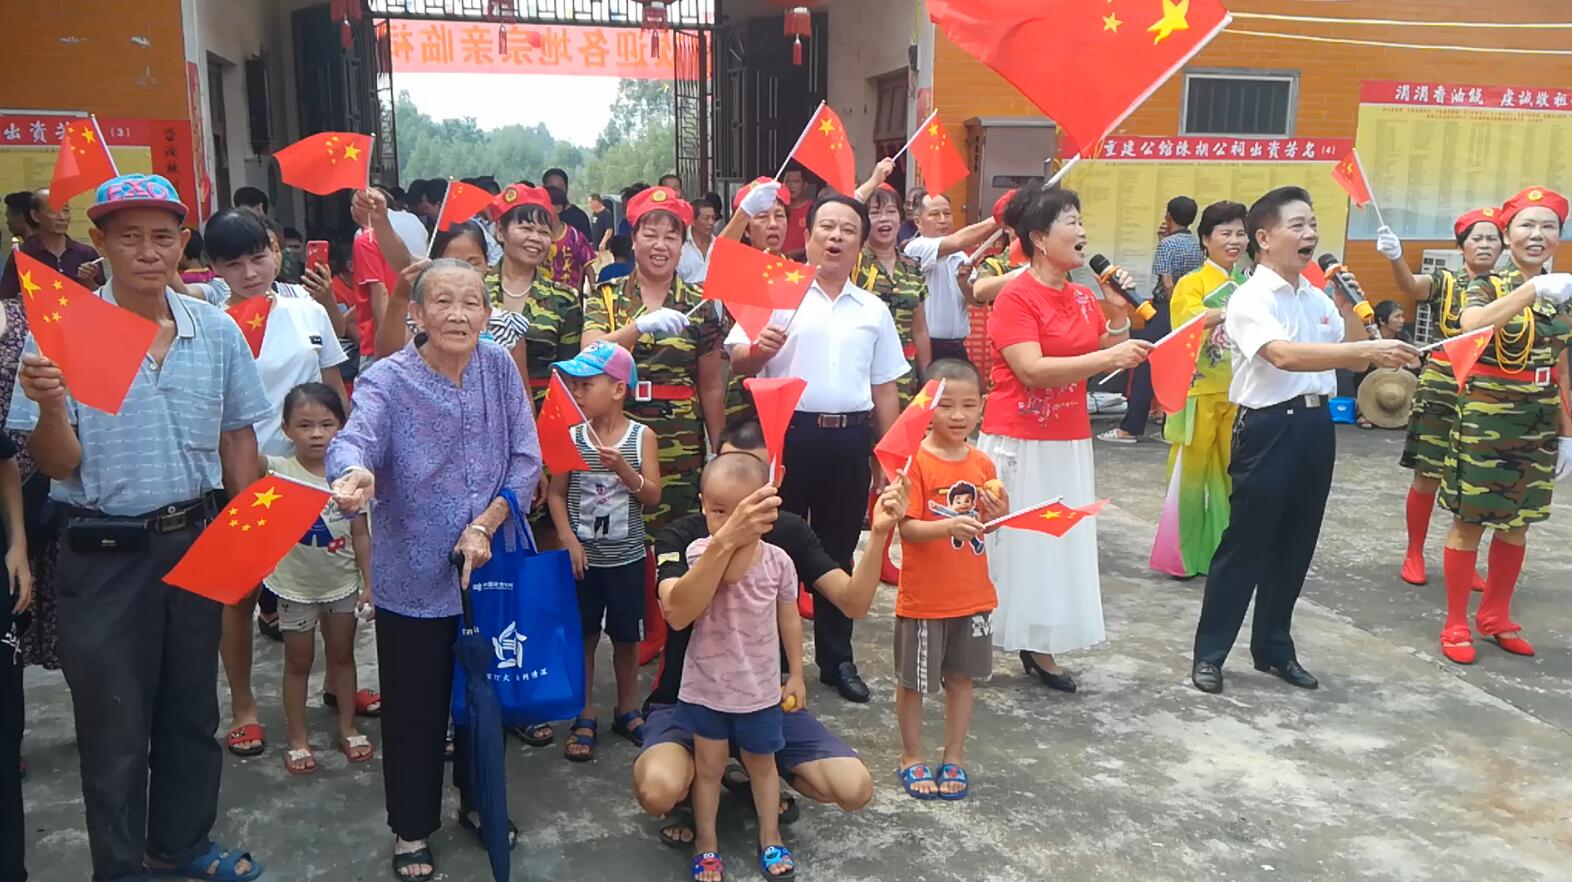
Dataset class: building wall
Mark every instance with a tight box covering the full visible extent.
[825,0,918,176]
[10,0,189,118]
[927,0,1572,306]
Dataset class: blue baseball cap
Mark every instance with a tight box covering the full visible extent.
[87,173,188,224]
[552,339,637,387]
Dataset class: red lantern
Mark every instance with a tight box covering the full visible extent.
[784,6,811,67]
[642,1,670,57]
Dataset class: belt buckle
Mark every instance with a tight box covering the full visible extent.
[817,413,848,429]
[634,381,653,402]
[1535,366,1552,385]
[1302,394,1319,408]
[153,506,187,533]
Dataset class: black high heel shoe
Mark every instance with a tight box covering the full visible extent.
[1019,651,1077,693]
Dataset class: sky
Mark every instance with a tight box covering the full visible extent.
[395,73,621,146]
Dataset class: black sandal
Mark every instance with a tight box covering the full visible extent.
[658,809,695,849]
[508,723,555,747]
[458,809,519,851]
[391,847,434,881]
[256,615,282,643]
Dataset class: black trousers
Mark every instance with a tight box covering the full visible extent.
[55,527,224,882]
[376,608,482,841]
[1118,301,1172,436]
[2,596,24,882]
[1193,401,1335,667]
[930,337,972,364]
[780,418,874,673]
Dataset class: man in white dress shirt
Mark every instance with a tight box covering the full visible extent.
[729,195,909,703]
[902,190,1000,363]
[1191,187,1418,695]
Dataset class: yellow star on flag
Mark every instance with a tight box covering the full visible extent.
[240,524,252,533]
[1042,509,1063,519]
[79,125,95,144]
[246,314,265,330]
[58,296,69,307]
[252,486,283,509]
[50,311,62,322]
[344,144,362,161]
[1148,0,1191,44]
[257,519,267,527]
[819,118,836,136]
[18,271,39,299]
[928,123,940,137]
[1103,12,1122,32]
[784,269,804,284]
[52,280,62,290]
[229,519,239,527]
[911,388,933,409]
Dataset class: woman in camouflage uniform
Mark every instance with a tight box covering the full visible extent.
[715,176,791,427]
[1436,186,1572,665]
[490,184,585,410]
[583,186,725,533]
[1376,208,1503,587]
[853,183,930,406]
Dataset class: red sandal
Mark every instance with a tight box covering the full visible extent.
[323,688,382,717]
[226,723,265,757]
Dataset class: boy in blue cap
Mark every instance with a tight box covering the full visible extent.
[547,340,662,762]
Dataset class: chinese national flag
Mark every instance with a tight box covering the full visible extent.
[434,180,494,232]
[993,499,1108,538]
[1301,260,1329,292]
[791,103,858,195]
[273,132,373,195]
[909,113,969,194]
[726,302,776,343]
[1331,148,1374,208]
[227,296,271,358]
[1148,315,1208,414]
[1440,327,1492,391]
[50,117,118,210]
[164,474,332,604]
[873,379,945,481]
[743,376,806,483]
[537,372,591,473]
[704,237,815,312]
[15,252,157,415]
[928,0,1232,152]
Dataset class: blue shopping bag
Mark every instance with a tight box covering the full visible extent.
[452,490,585,726]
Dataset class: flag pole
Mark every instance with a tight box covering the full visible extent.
[1416,325,1490,354]
[365,133,376,191]
[425,178,452,259]
[890,110,937,166]
[774,101,825,182]
[89,115,119,176]
[982,496,1064,531]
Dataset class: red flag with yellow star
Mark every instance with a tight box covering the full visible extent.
[226,296,272,358]
[49,116,118,210]
[14,251,158,415]
[907,111,969,194]
[164,473,332,604]
[1149,313,1209,414]
[789,103,858,195]
[874,379,945,481]
[273,132,373,195]
[989,498,1107,538]
[704,237,815,312]
[433,180,496,232]
[537,372,592,474]
[1439,327,1492,392]
[928,0,1232,152]
[1331,147,1374,208]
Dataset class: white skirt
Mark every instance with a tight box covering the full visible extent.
[979,434,1106,655]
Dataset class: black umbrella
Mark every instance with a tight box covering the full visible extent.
[451,550,511,882]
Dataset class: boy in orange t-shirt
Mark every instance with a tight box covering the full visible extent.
[895,359,1008,802]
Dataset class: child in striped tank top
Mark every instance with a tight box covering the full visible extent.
[547,341,663,763]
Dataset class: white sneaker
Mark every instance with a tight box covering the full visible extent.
[1096,429,1138,444]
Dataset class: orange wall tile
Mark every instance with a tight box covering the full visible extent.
[11,0,188,119]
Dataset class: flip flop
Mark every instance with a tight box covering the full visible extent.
[692,851,724,882]
[659,810,695,849]
[324,688,383,717]
[758,844,795,879]
[226,723,265,757]
[284,747,317,775]
[898,763,939,800]
[150,843,262,881]
[509,723,555,746]
[936,762,970,800]
[458,809,519,851]
[340,734,375,763]
[391,846,434,882]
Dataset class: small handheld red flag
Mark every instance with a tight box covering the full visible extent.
[726,302,776,343]
[1301,260,1329,292]
[790,103,858,195]
[908,112,969,195]
[1439,327,1492,391]
[273,132,374,195]
[164,474,332,604]
[15,252,158,415]
[50,116,118,209]
[433,180,495,232]
[705,237,815,312]
[1148,314,1208,414]
[873,379,944,481]
[1331,148,1374,208]
[743,376,806,482]
[226,296,272,358]
[988,498,1107,538]
[537,372,591,473]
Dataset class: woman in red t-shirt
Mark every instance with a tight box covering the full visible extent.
[979,187,1152,692]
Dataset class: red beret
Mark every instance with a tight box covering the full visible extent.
[992,189,1018,226]
[1500,186,1569,227]
[627,186,693,228]
[731,176,789,213]
[1452,207,1502,239]
[491,183,551,220]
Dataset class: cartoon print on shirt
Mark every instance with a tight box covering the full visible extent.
[576,472,630,541]
[928,480,986,554]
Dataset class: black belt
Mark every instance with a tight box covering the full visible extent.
[790,410,874,430]
[64,491,225,534]
[1246,394,1327,414]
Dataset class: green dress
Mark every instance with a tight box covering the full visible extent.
[1400,269,1484,479]
[585,275,721,531]
[853,246,928,405]
[486,267,583,410]
[1440,267,1572,529]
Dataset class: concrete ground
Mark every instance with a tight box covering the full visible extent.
[18,422,1572,881]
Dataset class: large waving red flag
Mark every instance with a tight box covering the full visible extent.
[15,252,157,415]
[988,499,1107,538]
[1331,148,1374,208]
[273,132,373,195]
[908,112,969,194]
[928,0,1232,152]
[705,237,815,311]
[164,474,332,604]
[743,376,806,483]
[1148,314,1208,414]
[433,180,495,232]
[537,372,591,473]
[50,116,118,209]
[1439,327,1492,391]
[226,296,271,358]
[790,103,858,195]
[873,379,944,481]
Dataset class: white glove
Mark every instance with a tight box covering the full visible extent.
[634,307,690,337]
[1530,273,1572,306]
[738,180,783,217]
[1557,437,1572,482]
[1375,225,1403,261]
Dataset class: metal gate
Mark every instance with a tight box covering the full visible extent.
[672,28,710,195]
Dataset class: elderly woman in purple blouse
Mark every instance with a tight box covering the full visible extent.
[328,258,541,882]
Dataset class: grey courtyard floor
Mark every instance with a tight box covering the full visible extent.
[18,423,1572,881]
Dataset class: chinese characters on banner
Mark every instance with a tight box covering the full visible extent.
[385,19,703,79]
[1351,80,1572,240]
[1064,137,1354,296]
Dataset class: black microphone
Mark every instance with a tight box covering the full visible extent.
[1089,254,1156,322]
[1317,253,1379,339]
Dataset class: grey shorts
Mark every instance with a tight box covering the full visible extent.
[275,593,358,633]
[894,613,994,694]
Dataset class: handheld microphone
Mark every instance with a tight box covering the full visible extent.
[1317,253,1380,339]
[1089,254,1157,322]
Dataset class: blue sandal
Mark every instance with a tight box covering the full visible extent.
[898,763,939,800]
[936,762,970,800]
[758,844,795,879]
[150,843,262,881]
[564,716,598,763]
[692,850,725,881]
[612,709,647,746]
